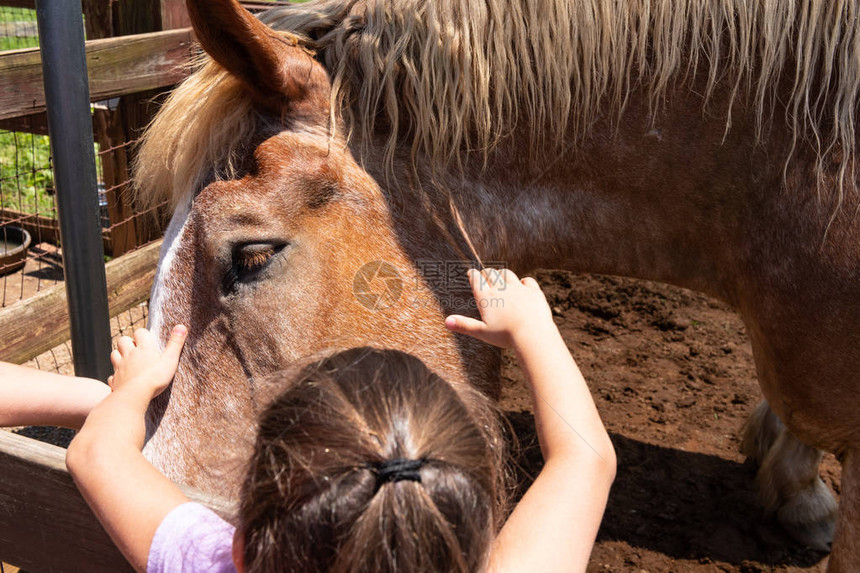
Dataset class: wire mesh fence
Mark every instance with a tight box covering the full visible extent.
[0,6,38,51]
[23,301,151,375]
[96,133,169,257]
[0,129,62,308]
[0,130,167,307]
[0,8,170,375]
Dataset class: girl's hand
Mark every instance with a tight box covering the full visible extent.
[109,325,187,401]
[445,269,554,348]
[69,324,191,573]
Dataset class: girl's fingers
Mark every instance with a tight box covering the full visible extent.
[522,276,540,289]
[469,267,507,298]
[133,328,154,349]
[468,269,490,309]
[110,349,122,368]
[467,268,483,294]
[445,315,487,338]
[501,268,519,285]
[483,268,504,290]
[107,375,114,388]
[162,325,188,364]
[116,336,136,356]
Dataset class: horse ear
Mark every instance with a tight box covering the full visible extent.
[186,0,328,118]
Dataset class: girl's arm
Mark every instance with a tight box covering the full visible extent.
[66,325,190,573]
[446,269,616,573]
[0,363,110,429]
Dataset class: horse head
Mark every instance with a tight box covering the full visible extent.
[141,0,497,495]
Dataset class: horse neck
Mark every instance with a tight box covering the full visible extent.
[371,88,798,308]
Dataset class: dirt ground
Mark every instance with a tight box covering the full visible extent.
[500,271,839,573]
[0,242,64,310]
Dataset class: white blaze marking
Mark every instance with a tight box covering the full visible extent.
[148,195,192,350]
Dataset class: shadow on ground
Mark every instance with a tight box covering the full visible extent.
[505,410,828,569]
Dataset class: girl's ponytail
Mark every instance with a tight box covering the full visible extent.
[239,348,505,573]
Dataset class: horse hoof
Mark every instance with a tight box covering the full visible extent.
[775,478,837,552]
[779,518,834,552]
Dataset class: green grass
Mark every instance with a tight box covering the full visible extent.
[0,131,55,215]
[0,130,107,218]
[0,7,36,21]
[0,7,39,51]
[0,36,38,51]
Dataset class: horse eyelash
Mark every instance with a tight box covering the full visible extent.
[223,243,289,295]
[238,247,276,270]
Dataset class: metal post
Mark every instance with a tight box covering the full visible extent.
[35,0,112,382]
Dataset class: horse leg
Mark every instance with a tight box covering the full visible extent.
[741,400,837,550]
[740,400,784,466]
[827,449,860,572]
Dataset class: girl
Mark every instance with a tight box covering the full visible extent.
[62,268,615,572]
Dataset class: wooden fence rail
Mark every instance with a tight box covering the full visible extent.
[0,0,34,8]
[0,240,161,364]
[0,430,233,573]
[0,1,284,15]
[0,28,193,121]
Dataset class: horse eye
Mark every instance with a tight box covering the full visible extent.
[224,242,287,291]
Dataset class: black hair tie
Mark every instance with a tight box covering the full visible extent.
[370,458,424,490]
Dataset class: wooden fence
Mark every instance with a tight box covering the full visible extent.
[0,430,234,573]
[0,1,283,570]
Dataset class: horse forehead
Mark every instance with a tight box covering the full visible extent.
[193,133,343,209]
[254,130,340,173]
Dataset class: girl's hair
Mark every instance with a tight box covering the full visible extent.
[238,347,507,573]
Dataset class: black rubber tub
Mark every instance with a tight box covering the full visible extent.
[0,225,32,276]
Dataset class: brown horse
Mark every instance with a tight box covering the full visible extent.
[136,0,860,569]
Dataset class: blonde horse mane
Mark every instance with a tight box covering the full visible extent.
[136,0,860,209]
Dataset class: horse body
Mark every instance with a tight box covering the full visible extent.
[140,0,860,569]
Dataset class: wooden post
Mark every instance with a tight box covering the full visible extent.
[83,0,121,253]
[93,105,138,255]
[161,0,191,29]
[82,0,112,41]
[114,0,191,252]
[83,0,192,256]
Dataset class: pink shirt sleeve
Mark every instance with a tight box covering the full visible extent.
[147,502,237,573]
